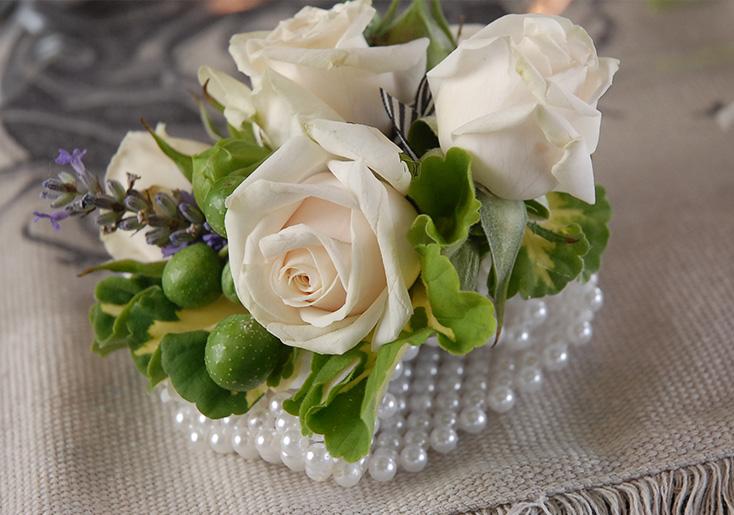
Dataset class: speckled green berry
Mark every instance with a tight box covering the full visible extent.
[221,262,240,305]
[205,314,290,392]
[203,174,246,238]
[162,243,223,308]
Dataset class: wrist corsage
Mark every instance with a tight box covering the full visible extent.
[34,0,618,485]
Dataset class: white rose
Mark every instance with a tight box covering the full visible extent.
[228,0,428,134]
[199,66,342,149]
[428,14,619,204]
[101,126,208,262]
[225,119,420,354]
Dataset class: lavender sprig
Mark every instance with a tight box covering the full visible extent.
[34,148,226,257]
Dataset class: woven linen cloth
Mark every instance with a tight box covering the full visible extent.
[2,1,734,513]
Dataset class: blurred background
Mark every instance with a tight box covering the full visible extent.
[0,0,732,263]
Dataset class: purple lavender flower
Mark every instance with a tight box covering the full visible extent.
[202,223,226,252]
[55,148,87,174]
[33,210,70,231]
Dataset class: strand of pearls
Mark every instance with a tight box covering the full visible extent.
[157,276,603,486]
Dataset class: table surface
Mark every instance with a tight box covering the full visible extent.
[1,1,734,513]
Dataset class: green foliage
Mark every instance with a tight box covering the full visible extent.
[81,259,166,279]
[478,189,527,331]
[368,0,457,69]
[204,314,291,392]
[408,148,496,354]
[191,138,270,208]
[144,122,195,182]
[508,186,610,298]
[161,331,265,419]
[162,243,223,309]
[408,117,439,158]
[287,309,432,462]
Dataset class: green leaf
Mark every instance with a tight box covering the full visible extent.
[478,189,527,330]
[412,244,496,354]
[143,120,195,182]
[296,346,370,435]
[94,275,157,305]
[369,0,456,69]
[508,186,610,298]
[305,309,432,462]
[146,346,166,388]
[449,239,481,291]
[407,117,439,158]
[81,259,166,278]
[408,148,496,354]
[191,138,270,208]
[160,331,264,419]
[408,148,480,248]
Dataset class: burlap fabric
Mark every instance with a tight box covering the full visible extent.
[1,1,733,513]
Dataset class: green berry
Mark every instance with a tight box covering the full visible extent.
[205,314,290,392]
[162,243,223,308]
[221,262,240,305]
[203,174,246,238]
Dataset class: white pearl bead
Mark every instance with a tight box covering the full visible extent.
[232,429,258,459]
[432,410,457,428]
[333,460,363,487]
[377,392,399,419]
[406,412,432,431]
[246,411,273,432]
[403,429,429,448]
[461,389,486,409]
[441,361,465,377]
[543,342,570,371]
[368,452,397,481]
[400,444,428,473]
[491,371,515,388]
[159,383,174,403]
[305,444,334,482]
[268,392,290,414]
[487,385,516,413]
[569,320,593,346]
[409,393,433,412]
[507,329,532,350]
[375,430,402,451]
[516,365,543,393]
[414,362,439,379]
[529,301,549,324]
[402,345,420,361]
[255,429,281,464]
[280,429,308,456]
[401,364,413,380]
[437,375,462,393]
[209,429,233,454]
[463,376,489,392]
[380,414,406,433]
[434,391,460,411]
[274,412,297,432]
[587,287,604,312]
[172,406,192,432]
[281,450,306,472]
[411,379,436,394]
[186,425,206,449]
[430,427,458,454]
[493,355,516,372]
[390,361,404,381]
[458,407,487,434]
[395,396,408,413]
[388,377,410,395]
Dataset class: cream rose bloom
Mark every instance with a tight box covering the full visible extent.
[199,65,342,149]
[225,119,420,354]
[428,14,619,204]
[101,127,207,262]
[228,0,428,134]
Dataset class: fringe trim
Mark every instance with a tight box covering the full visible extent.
[482,457,734,515]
